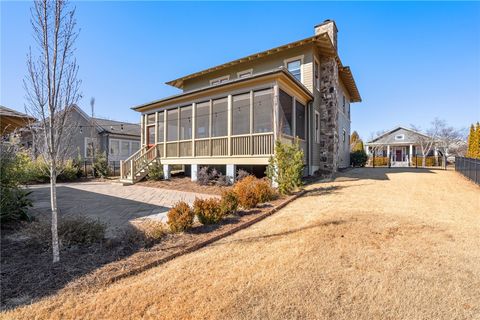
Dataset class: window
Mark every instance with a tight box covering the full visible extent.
[210,75,229,86]
[342,95,346,113]
[212,97,228,137]
[109,139,120,156]
[196,101,210,138]
[279,90,293,136]
[232,93,250,135]
[295,101,306,140]
[237,69,253,78]
[167,108,178,141]
[253,89,273,133]
[146,113,155,125]
[131,141,140,153]
[121,141,130,157]
[285,56,303,82]
[314,59,320,90]
[179,105,192,140]
[84,137,97,158]
[315,111,320,143]
[395,134,405,141]
[342,129,346,143]
[157,111,164,142]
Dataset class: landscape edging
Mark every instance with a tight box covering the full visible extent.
[107,189,307,284]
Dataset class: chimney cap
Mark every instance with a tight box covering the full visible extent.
[314,19,338,32]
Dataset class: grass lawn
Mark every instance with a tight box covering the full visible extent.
[2,168,479,319]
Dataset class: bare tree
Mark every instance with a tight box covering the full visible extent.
[24,0,81,263]
[410,124,437,167]
[434,119,464,168]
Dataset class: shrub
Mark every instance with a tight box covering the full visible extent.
[254,178,277,203]
[147,161,163,180]
[193,197,224,225]
[216,174,230,186]
[266,140,304,195]
[167,201,194,232]
[233,175,260,209]
[126,220,166,246]
[58,159,81,182]
[197,166,210,186]
[236,169,250,181]
[220,190,238,215]
[209,168,220,181]
[93,151,109,178]
[350,150,368,167]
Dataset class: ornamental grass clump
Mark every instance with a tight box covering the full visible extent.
[193,198,224,225]
[167,201,194,232]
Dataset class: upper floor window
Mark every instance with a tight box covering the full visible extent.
[284,56,303,82]
[314,59,320,90]
[237,69,253,79]
[342,95,346,113]
[210,75,229,86]
[395,134,405,141]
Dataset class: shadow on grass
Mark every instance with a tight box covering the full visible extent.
[339,167,438,181]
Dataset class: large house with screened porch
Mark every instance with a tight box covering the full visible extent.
[120,20,361,184]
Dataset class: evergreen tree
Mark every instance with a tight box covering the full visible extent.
[350,131,364,152]
[466,124,475,158]
[476,122,480,159]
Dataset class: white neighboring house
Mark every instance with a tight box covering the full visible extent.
[365,126,438,167]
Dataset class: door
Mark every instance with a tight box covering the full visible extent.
[146,126,155,148]
[395,149,402,162]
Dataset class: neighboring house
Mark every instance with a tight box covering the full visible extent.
[0,105,36,135]
[122,20,361,183]
[365,126,437,167]
[22,105,141,164]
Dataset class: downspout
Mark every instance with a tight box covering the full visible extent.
[307,101,312,176]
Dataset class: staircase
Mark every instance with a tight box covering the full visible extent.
[120,144,160,185]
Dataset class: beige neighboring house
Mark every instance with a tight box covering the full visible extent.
[121,19,361,184]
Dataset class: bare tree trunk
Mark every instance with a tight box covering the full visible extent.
[422,155,426,167]
[50,164,60,263]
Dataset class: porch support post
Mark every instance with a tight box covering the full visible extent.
[227,95,232,156]
[273,84,279,141]
[191,164,198,182]
[154,112,158,144]
[163,111,167,157]
[409,144,413,165]
[387,145,390,159]
[140,114,144,146]
[163,164,170,180]
[192,103,196,157]
[226,164,235,184]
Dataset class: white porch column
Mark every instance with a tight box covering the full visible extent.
[387,145,390,159]
[409,144,413,162]
[191,164,198,182]
[163,164,170,180]
[226,164,236,184]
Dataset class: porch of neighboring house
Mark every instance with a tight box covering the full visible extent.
[120,69,312,184]
[366,144,439,167]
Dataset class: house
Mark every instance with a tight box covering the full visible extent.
[121,20,361,184]
[22,105,141,164]
[0,105,36,135]
[365,126,438,167]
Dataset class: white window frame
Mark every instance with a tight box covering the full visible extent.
[284,55,304,83]
[120,140,131,157]
[109,138,121,156]
[210,75,230,86]
[395,134,405,141]
[314,110,320,143]
[237,69,253,78]
[84,137,97,158]
[314,57,320,91]
[342,129,346,143]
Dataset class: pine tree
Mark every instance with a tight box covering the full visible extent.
[350,131,364,152]
[475,122,480,159]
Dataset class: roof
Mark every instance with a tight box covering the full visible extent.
[132,67,314,112]
[0,105,36,134]
[166,32,361,103]
[366,126,432,145]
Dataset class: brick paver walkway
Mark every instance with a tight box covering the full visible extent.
[29,182,217,237]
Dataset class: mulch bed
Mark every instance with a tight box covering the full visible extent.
[1,190,304,310]
[138,174,232,195]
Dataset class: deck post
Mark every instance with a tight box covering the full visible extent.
[191,164,198,182]
[120,160,124,178]
[226,164,235,184]
[227,96,232,156]
[163,164,170,180]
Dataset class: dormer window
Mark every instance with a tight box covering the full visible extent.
[237,69,253,78]
[395,134,405,141]
[210,75,230,86]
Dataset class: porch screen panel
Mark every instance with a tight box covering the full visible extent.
[195,101,210,139]
[167,108,178,141]
[147,113,155,125]
[232,93,250,135]
[279,90,293,136]
[212,98,228,137]
[295,100,306,140]
[157,111,164,142]
[253,88,273,133]
[180,105,192,140]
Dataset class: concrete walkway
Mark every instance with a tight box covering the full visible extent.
[29,182,217,237]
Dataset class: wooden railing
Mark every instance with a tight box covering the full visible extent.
[120,145,157,180]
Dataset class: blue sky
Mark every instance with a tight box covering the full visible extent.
[1,1,479,140]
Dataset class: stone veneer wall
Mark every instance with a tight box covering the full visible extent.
[318,57,339,172]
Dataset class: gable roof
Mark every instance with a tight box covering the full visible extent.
[0,105,36,134]
[366,126,431,145]
[165,32,361,103]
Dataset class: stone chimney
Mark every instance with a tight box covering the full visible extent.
[315,19,338,50]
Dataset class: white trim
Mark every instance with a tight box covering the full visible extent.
[284,55,304,83]
[84,137,97,158]
[314,110,320,143]
[210,75,230,86]
[237,69,253,78]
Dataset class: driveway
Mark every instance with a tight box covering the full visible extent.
[11,167,480,320]
[29,182,216,237]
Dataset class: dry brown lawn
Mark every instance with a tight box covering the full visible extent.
[3,168,479,320]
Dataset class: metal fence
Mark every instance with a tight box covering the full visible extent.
[455,157,479,185]
[80,161,121,177]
